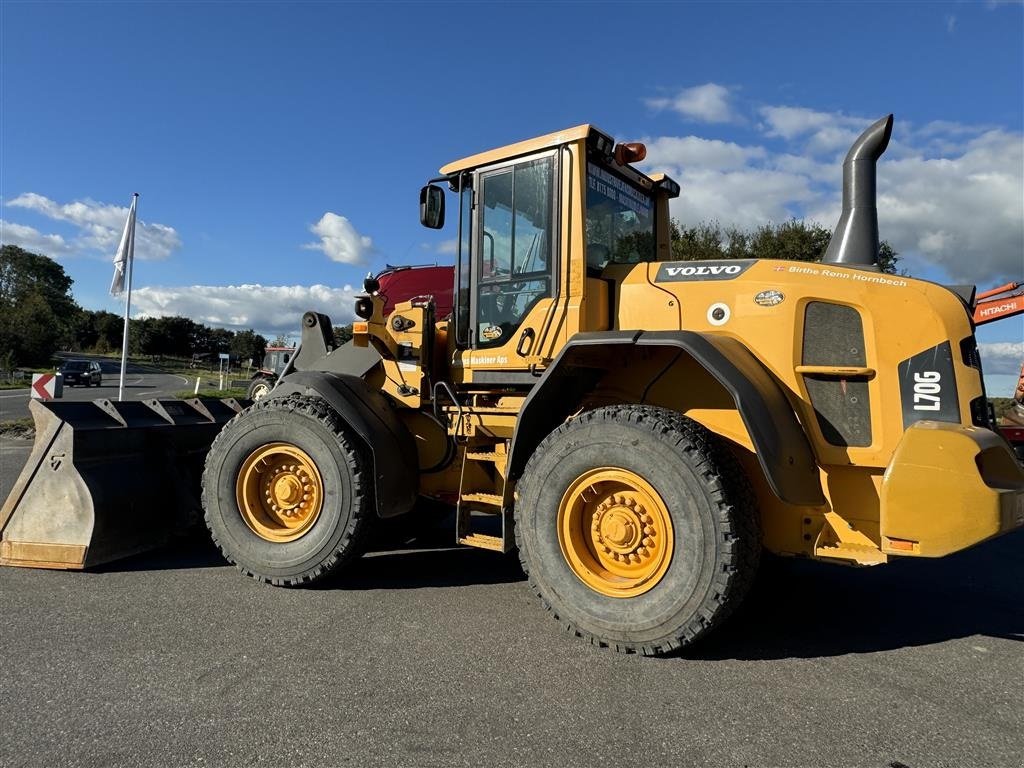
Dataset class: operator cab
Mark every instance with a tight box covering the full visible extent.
[419,125,679,375]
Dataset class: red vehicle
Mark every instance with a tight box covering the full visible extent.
[246,346,296,400]
[375,264,453,319]
[246,264,454,401]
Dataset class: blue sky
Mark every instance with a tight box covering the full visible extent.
[2,1,1022,391]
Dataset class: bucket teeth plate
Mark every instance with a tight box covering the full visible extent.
[1,398,241,570]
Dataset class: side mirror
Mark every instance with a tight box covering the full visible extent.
[419,184,445,229]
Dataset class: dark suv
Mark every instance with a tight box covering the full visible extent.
[59,359,103,387]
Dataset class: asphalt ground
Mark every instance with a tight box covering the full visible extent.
[0,433,1022,767]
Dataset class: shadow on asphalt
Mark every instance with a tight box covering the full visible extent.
[94,530,228,572]
[100,520,527,590]
[690,529,1024,660]
[333,546,525,590]
[97,523,1023,658]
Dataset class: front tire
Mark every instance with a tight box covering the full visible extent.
[202,393,372,585]
[515,405,759,655]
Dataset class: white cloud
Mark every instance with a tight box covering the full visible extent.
[758,106,869,154]
[641,95,1023,284]
[642,136,766,171]
[304,212,373,265]
[6,193,181,260]
[674,168,816,231]
[872,130,1024,282]
[0,220,72,255]
[647,83,738,124]
[131,283,361,336]
[915,120,991,138]
[978,341,1024,375]
[946,14,956,33]
[435,238,458,256]
[643,134,818,230]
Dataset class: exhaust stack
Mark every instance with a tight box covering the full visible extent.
[823,114,893,268]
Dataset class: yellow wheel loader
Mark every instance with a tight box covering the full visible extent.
[4,115,1023,654]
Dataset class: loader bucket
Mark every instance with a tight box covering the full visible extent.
[1,397,242,570]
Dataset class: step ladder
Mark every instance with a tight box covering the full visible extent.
[455,444,513,553]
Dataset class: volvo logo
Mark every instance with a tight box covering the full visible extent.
[655,260,754,283]
[665,265,742,277]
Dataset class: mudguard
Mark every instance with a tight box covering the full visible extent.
[507,330,825,507]
[271,370,418,518]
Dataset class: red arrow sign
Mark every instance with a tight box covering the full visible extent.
[31,373,56,400]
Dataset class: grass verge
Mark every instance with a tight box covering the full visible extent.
[173,388,248,400]
[0,417,34,439]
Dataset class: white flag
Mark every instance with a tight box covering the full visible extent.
[110,194,138,296]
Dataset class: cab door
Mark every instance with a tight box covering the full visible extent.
[467,151,558,378]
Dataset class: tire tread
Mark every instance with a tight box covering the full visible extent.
[515,404,760,655]
[201,393,371,586]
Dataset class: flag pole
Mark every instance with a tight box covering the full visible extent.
[117,193,138,402]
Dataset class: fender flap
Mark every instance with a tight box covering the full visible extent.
[508,330,824,507]
[272,371,417,518]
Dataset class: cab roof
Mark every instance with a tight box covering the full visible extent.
[439,124,594,176]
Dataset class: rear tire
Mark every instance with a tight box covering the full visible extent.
[202,393,372,585]
[515,405,760,655]
[247,377,273,402]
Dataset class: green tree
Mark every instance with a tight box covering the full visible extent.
[70,309,100,352]
[670,219,899,274]
[207,327,234,357]
[333,325,353,347]
[0,245,80,365]
[93,310,124,353]
[9,292,63,366]
[670,222,739,262]
[231,329,268,365]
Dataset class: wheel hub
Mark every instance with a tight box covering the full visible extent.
[594,496,646,554]
[558,468,674,598]
[236,444,323,542]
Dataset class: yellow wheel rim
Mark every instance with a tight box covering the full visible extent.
[557,467,674,598]
[236,442,324,542]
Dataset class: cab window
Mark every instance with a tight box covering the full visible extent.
[585,161,655,270]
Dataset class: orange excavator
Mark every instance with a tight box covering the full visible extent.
[974,281,1024,460]
[973,281,1023,326]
